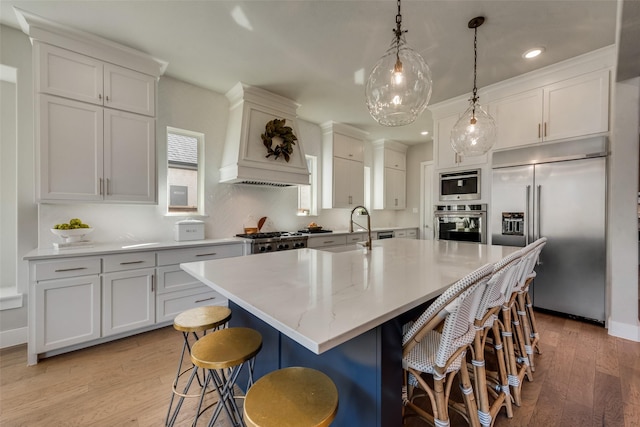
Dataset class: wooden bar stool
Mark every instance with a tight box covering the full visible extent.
[243,367,338,427]
[166,305,232,426]
[191,327,262,427]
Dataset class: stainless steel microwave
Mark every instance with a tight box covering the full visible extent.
[439,169,481,201]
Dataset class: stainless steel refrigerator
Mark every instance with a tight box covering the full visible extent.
[491,137,607,323]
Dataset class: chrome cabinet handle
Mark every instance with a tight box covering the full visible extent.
[195,297,216,303]
[99,178,103,195]
[151,275,154,292]
[54,267,87,272]
[106,178,110,196]
[196,253,217,257]
[98,94,102,100]
[120,260,145,265]
[538,123,541,138]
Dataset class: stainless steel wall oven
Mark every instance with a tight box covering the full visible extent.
[434,204,487,244]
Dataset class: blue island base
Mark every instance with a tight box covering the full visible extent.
[229,301,405,427]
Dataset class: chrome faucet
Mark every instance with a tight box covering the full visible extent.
[350,205,372,249]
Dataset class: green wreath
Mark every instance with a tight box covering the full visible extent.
[261,118,297,162]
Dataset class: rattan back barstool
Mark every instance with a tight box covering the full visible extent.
[469,250,523,427]
[165,305,232,426]
[243,366,339,427]
[401,263,494,427]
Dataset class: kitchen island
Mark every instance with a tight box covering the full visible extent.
[181,239,518,426]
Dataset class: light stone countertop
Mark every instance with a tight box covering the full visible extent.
[23,238,245,260]
[181,239,519,354]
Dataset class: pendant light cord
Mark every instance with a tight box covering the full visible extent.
[472,25,478,103]
[394,0,407,64]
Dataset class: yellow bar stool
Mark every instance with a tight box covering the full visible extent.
[243,367,339,427]
[191,327,262,427]
[165,305,232,427]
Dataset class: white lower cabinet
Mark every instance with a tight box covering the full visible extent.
[34,275,101,353]
[102,268,155,337]
[27,242,242,364]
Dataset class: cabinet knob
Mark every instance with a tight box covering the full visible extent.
[106,95,110,102]
[98,94,102,100]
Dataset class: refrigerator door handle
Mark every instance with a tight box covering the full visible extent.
[525,185,531,246]
[535,185,543,265]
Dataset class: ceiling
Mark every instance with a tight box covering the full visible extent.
[0,0,624,145]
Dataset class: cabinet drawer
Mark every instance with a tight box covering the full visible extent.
[33,257,101,281]
[346,233,367,244]
[395,230,407,238]
[156,287,227,323]
[406,229,418,239]
[157,244,243,266]
[103,252,155,273]
[307,235,347,248]
[156,265,205,295]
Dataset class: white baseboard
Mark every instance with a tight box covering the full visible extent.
[607,318,640,342]
[0,327,27,349]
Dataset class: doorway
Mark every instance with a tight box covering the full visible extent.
[420,161,434,240]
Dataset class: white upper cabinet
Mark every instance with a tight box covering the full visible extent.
[37,43,155,116]
[19,10,166,204]
[542,69,609,141]
[489,89,543,150]
[489,69,609,149]
[373,140,407,210]
[321,122,368,209]
[32,43,160,203]
[104,109,155,202]
[434,110,488,170]
[38,95,104,201]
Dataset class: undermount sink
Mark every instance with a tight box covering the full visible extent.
[318,244,361,253]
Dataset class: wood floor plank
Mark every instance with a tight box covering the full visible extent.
[592,370,625,427]
[1,316,637,427]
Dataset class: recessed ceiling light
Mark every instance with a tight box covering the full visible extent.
[523,47,544,59]
[421,131,429,135]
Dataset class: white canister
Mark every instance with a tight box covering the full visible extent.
[174,219,205,241]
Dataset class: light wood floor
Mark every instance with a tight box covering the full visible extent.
[1,311,639,426]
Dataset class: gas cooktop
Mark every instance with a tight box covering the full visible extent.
[235,232,303,239]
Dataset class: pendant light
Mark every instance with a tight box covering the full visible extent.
[365,0,432,127]
[450,16,496,156]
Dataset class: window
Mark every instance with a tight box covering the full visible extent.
[298,155,317,216]
[167,127,204,214]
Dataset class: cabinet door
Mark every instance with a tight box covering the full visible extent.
[384,149,406,170]
[36,43,103,105]
[543,69,609,141]
[102,268,155,336]
[104,63,156,116]
[436,112,488,168]
[38,95,104,201]
[489,89,543,149]
[385,168,406,209]
[333,133,364,162]
[34,275,101,352]
[104,109,156,203]
[333,157,364,208]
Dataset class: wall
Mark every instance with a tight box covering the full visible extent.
[607,75,640,341]
[0,25,37,344]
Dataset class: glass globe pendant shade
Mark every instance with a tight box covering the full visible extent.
[365,36,433,127]
[450,99,496,156]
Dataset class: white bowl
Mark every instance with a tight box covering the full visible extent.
[51,228,94,243]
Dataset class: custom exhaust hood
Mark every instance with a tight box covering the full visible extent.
[219,83,310,187]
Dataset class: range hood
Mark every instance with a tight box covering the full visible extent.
[219,83,310,187]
